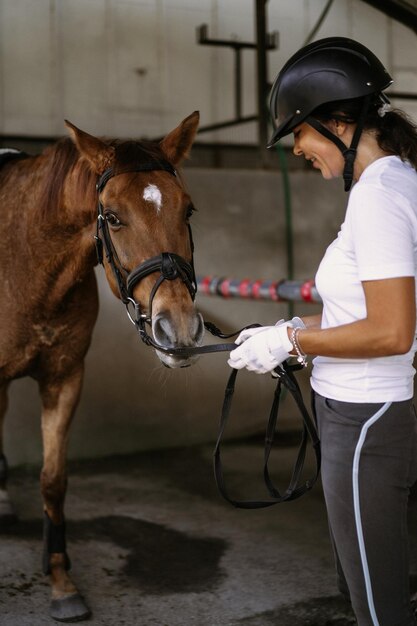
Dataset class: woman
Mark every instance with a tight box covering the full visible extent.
[228,37,417,626]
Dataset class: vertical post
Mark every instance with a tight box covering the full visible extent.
[255,0,269,165]
[234,48,242,120]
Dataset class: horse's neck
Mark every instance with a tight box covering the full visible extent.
[40,163,98,305]
[2,155,97,309]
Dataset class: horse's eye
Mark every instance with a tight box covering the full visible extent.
[186,204,196,220]
[105,212,121,228]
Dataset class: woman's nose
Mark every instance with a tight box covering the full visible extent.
[293,141,302,156]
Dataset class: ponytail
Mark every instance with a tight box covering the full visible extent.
[376,109,417,170]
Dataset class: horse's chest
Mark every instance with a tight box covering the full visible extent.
[0,321,70,380]
[0,267,98,382]
[32,323,68,348]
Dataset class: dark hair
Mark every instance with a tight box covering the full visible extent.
[313,96,417,171]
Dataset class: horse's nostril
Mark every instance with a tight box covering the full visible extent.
[152,311,205,348]
[153,314,173,347]
[194,312,205,344]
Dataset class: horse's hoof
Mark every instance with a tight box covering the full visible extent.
[49,593,91,622]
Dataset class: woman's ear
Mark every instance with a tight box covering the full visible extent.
[328,118,348,137]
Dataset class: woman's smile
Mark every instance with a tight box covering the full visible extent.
[293,122,347,180]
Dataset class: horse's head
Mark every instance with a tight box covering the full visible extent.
[66,113,204,368]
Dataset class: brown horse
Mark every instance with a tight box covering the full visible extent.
[0,112,204,621]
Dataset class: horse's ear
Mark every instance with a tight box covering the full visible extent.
[65,120,115,174]
[159,111,199,166]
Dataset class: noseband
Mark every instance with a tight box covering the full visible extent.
[95,160,199,354]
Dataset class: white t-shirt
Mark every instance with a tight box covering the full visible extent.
[311,156,417,402]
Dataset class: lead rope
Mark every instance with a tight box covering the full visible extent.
[213,360,321,509]
[130,312,321,508]
[125,305,321,507]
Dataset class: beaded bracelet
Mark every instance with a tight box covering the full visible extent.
[291,327,308,367]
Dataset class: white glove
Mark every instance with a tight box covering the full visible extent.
[234,317,305,346]
[290,316,306,330]
[233,319,285,345]
[228,322,293,374]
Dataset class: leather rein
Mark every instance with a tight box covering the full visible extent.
[94,161,321,508]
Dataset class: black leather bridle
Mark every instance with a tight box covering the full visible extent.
[95,160,203,353]
[94,160,321,508]
[95,160,243,356]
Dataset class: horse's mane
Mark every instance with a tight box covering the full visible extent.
[37,139,90,221]
[38,136,168,221]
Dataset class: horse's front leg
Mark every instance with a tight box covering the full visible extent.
[39,366,91,622]
[0,381,16,527]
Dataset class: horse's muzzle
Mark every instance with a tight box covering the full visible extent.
[152,310,205,368]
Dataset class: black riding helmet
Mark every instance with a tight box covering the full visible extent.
[268,37,393,191]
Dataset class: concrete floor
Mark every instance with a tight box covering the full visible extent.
[1,438,416,626]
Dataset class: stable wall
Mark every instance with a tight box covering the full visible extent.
[4,166,347,466]
[2,1,417,465]
[1,0,417,144]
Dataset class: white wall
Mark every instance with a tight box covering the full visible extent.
[0,0,416,144]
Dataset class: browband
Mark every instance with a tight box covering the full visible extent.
[96,160,177,193]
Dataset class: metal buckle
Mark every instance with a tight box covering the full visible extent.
[125,297,147,327]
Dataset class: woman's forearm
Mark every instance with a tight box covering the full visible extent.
[295,317,414,359]
[299,313,322,330]
[294,278,416,359]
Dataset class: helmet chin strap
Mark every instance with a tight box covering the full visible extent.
[305,95,371,192]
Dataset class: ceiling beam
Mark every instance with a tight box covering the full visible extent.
[360,0,417,34]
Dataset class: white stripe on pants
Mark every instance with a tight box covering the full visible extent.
[313,392,417,626]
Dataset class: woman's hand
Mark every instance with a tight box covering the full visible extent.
[227,323,293,374]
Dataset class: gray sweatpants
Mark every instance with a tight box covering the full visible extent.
[313,391,417,626]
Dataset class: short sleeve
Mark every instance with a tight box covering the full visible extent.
[347,184,416,281]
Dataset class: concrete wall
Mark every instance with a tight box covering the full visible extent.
[0,0,417,144]
[2,0,417,466]
[4,166,346,466]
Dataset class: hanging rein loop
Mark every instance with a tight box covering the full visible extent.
[214,362,321,508]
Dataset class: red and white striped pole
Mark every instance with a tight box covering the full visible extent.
[197,276,321,303]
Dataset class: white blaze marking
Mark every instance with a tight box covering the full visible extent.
[143,184,162,214]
